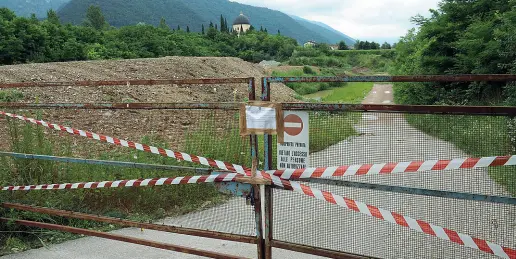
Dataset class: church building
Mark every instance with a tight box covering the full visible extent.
[233,12,251,36]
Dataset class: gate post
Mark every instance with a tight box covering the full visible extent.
[261,78,273,259]
[248,78,266,259]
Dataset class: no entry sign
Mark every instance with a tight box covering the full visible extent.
[284,114,304,136]
[277,111,310,169]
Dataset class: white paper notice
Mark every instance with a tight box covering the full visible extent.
[245,106,277,130]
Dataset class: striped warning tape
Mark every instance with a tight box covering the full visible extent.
[265,155,516,180]
[262,173,516,259]
[2,173,240,191]
[0,111,250,176]
[2,110,514,257]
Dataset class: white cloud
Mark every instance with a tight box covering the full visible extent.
[230,0,441,42]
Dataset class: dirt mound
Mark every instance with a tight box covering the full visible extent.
[0,57,298,156]
[0,56,296,103]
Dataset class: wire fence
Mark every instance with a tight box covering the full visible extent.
[272,109,516,259]
[0,107,257,237]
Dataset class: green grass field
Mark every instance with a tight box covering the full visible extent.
[405,114,516,196]
[321,82,374,103]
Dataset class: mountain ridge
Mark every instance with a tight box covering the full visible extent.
[1,0,355,45]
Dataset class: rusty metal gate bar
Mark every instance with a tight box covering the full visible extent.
[261,74,516,259]
[2,74,516,258]
[0,77,265,259]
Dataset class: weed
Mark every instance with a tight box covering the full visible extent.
[0,90,23,102]
[405,114,516,196]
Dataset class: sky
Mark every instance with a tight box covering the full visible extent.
[230,0,441,43]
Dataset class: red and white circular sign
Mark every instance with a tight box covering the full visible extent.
[284,114,304,136]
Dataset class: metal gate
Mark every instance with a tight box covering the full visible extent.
[0,74,515,259]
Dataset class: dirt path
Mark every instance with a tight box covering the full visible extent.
[3,84,515,259]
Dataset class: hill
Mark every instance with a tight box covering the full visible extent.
[289,15,356,46]
[56,0,354,45]
[0,0,69,17]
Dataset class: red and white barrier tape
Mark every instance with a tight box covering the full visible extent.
[0,111,250,176]
[1,173,240,191]
[263,173,516,259]
[265,155,516,180]
[2,110,514,257]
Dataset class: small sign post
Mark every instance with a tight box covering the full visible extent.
[277,111,309,170]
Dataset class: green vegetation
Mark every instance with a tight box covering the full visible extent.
[289,46,395,73]
[405,114,516,196]
[0,112,248,254]
[55,0,355,45]
[391,0,516,106]
[0,0,69,18]
[391,0,516,196]
[271,67,348,95]
[0,90,23,102]
[321,82,374,103]
[353,40,393,50]
[0,7,298,65]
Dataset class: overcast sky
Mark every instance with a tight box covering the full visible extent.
[231,0,441,43]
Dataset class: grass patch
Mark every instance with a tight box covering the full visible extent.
[405,114,516,196]
[289,48,394,73]
[322,82,374,104]
[0,90,24,102]
[309,112,360,153]
[0,113,238,255]
[271,68,348,95]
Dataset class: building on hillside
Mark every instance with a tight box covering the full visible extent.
[233,12,251,36]
[329,44,339,50]
[304,40,316,48]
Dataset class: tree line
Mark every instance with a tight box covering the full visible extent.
[0,6,298,65]
[391,0,516,106]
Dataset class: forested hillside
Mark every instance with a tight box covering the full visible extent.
[289,15,356,45]
[391,0,516,106]
[56,0,354,45]
[0,0,68,18]
[0,7,298,65]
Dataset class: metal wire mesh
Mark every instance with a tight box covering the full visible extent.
[0,107,257,237]
[272,110,516,258]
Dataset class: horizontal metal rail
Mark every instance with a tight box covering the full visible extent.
[298,178,516,205]
[2,203,256,244]
[271,240,375,259]
[282,103,516,115]
[0,152,215,174]
[0,78,252,88]
[265,74,516,83]
[0,102,241,110]
[2,102,516,115]
[0,217,249,259]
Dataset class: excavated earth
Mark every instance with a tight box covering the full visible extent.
[0,56,297,157]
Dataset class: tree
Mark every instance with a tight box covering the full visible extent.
[177,25,180,31]
[277,30,281,35]
[338,40,348,50]
[381,42,391,49]
[220,15,224,32]
[159,17,169,30]
[224,18,228,32]
[264,28,268,33]
[260,26,263,32]
[85,5,107,30]
[202,24,205,35]
[186,26,190,33]
[47,9,60,25]
[215,24,218,30]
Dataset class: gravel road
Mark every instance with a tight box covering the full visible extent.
[3,84,515,259]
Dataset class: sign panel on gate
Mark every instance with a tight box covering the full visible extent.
[277,111,309,169]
